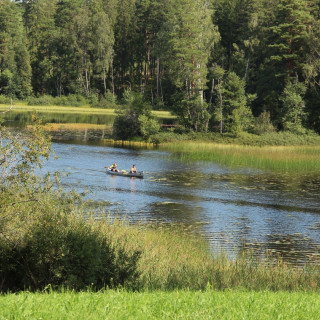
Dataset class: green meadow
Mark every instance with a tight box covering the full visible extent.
[1,290,320,320]
[0,103,175,119]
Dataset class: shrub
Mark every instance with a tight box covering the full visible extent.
[113,91,160,140]
[0,95,12,104]
[138,115,161,140]
[0,120,140,292]
[0,209,140,292]
[27,95,55,106]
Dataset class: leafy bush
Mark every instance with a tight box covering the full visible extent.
[0,210,140,292]
[113,91,160,140]
[138,115,161,140]
[92,91,117,108]
[0,120,140,292]
[0,95,12,104]
[26,94,89,107]
[27,95,55,106]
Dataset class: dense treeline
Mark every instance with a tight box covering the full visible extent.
[1,0,320,134]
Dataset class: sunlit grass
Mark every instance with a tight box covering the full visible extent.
[39,123,109,131]
[0,103,175,119]
[160,142,320,173]
[102,139,155,149]
[95,218,320,291]
[1,290,320,319]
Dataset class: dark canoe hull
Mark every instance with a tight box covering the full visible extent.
[106,169,144,178]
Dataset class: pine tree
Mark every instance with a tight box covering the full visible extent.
[0,0,32,98]
[222,71,254,135]
[23,0,58,95]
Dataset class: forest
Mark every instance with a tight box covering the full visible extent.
[1,0,320,135]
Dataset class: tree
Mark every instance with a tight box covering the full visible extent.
[280,80,307,132]
[0,0,32,98]
[257,0,317,124]
[222,72,254,135]
[23,0,58,95]
[158,0,219,131]
[113,0,137,94]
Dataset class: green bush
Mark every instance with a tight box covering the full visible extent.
[0,122,140,293]
[0,95,12,104]
[0,210,140,292]
[113,91,160,140]
[27,95,55,106]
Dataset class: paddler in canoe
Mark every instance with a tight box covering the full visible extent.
[109,162,119,172]
[130,164,137,173]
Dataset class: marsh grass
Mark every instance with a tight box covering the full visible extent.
[1,290,320,319]
[102,139,155,149]
[161,142,320,173]
[97,218,320,291]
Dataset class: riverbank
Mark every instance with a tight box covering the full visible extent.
[1,289,319,319]
[3,103,320,173]
[0,103,175,119]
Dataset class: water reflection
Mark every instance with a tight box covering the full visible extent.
[42,141,320,266]
[2,111,116,127]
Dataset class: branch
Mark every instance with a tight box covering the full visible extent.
[10,198,39,207]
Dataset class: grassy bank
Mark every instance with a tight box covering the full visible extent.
[0,103,175,119]
[38,123,109,131]
[1,290,319,319]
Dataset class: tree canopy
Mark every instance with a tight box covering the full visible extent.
[1,0,320,134]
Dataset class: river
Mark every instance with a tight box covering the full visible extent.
[41,140,320,266]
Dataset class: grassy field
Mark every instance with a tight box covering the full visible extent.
[1,289,319,319]
[0,103,175,119]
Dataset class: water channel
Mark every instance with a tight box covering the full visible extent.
[42,140,320,266]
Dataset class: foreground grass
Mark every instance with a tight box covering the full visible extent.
[160,141,320,173]
[1,290,320,319]
[0,103,175,119]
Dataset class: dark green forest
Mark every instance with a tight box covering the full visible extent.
[1,0,320,134]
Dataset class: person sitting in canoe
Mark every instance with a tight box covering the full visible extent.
[130,164,137,173]
[110,162,119,172]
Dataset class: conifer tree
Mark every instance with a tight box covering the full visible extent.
[0,0,32,98]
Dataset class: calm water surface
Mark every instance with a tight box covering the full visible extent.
[43,140,320,265]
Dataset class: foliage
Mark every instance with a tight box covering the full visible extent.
[280,81,307,133]
[0,119,140,292]
[222,72,254,135]
[254,111,276,135]
[113,91,160,140]
[0,0,32,98]
[2,0,320,135]
[26,94,89,107]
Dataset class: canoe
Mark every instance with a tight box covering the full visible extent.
[106,168,144,178]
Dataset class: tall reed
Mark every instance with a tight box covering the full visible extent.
[160,142,320,173]
[97,217,320,291]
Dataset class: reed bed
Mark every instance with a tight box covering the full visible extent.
[96,218,320,291]
[160,142,320,173]
[102,139,156,149]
